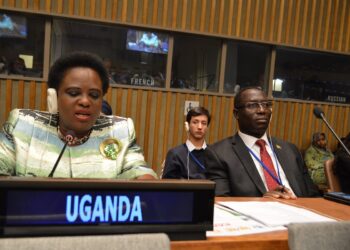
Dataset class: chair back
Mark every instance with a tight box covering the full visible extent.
[288,221,350,250]
[0,233,170,250]
[324,158,341,192]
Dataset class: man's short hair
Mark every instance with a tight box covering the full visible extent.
[234,86,264,109]
[186,106,211,125]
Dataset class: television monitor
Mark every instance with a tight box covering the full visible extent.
[0,13,27,38]
[0,177,215,241]
[126,29,169,54]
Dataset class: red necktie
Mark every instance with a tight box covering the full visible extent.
[255,139,278,191]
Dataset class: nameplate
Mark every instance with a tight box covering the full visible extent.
[0,177,215,240]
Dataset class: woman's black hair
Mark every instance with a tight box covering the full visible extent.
[48,51,109,94]
[186,106,211,125]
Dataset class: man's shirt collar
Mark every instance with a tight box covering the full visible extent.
[186,139,207,152]
[238,131,269,148]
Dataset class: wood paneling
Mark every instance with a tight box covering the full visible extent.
[0,80,348,175]
[1,0,349,176]
[1,0,350,53]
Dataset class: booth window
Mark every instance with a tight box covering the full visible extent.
[171,34,221,92]
[274,47,350,104]
[0,11,45,78]
[224,41,270,95]
[51,20,167,88]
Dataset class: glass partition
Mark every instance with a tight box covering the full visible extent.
[224,41,270,95]
[171,34,221,92]
[51,20,167,88]
[0,11,45,78]
[274,47,350,104]
[2,11,349,103]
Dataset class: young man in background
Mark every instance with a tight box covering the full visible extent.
[162,107,211,179]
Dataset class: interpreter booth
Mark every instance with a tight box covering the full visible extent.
[0,2,349,176]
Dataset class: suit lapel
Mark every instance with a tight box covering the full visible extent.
[270,138,302,195]
[231,134,267,194]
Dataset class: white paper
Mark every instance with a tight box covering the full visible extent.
[218,201,335,227]
[206,204,286,237]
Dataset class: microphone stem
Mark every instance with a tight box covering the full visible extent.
[321,114,350,157]
[48,141,69,177]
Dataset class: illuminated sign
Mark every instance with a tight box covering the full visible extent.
[4,191,194,225]
[66,195,142,223]
[0,178,215,240]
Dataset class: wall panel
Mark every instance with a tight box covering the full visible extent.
[1,0,350,53]
[1,0,350,176]
[0,79,348,175]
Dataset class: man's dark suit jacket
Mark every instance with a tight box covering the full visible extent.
[162,144,206,179]
[335,146,350,193]
[205,134,319,197]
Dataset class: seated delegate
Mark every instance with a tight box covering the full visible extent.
[205,87,319,199]
[335,132,350,193]
[0,51,157,179]
[304,132,334,190]
[162,107,211,179]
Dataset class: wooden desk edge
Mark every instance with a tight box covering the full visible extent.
[171,197,350,250]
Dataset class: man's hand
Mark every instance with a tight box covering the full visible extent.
[136,174,157,180]
[263,185,297,199]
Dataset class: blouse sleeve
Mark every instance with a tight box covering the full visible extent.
[117,118,158,179]
[0,109,19,176]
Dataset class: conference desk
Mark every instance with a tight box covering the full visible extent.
[171,197,350,250]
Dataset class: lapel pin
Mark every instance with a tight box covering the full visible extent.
[100,138,122,160]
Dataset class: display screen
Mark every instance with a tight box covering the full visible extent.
[4,190,193,225]
[0,13,27,38]
[0,178,214,240]
[126,29,169,54]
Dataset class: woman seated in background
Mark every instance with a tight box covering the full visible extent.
[0,51,157,179]
[335,132,350,193]
[304,132,334,190]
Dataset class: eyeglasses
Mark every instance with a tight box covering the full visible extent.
[236,101,273,111]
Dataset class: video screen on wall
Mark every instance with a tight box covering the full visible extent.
[126,29,169,54]
[0,13,27,38]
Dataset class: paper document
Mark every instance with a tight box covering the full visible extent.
[206,204,286,237]
[218,201,335,227]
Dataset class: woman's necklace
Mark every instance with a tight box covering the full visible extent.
[57,126,91,146]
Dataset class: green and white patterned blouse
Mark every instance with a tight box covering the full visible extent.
[304,144,334,186]
[0,109,157,179]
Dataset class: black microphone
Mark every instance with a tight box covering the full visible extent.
[313,106,324,119]
[48,130,75,177]
[313,106,350,157]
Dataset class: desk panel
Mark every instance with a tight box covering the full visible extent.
[171,197,350,250]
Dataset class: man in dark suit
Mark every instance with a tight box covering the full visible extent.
[206,87,319,198]
[335,132,350,193]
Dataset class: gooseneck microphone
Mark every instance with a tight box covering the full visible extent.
[313,106,324,119]
[48,130,75,177]
[313,107,350,157]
